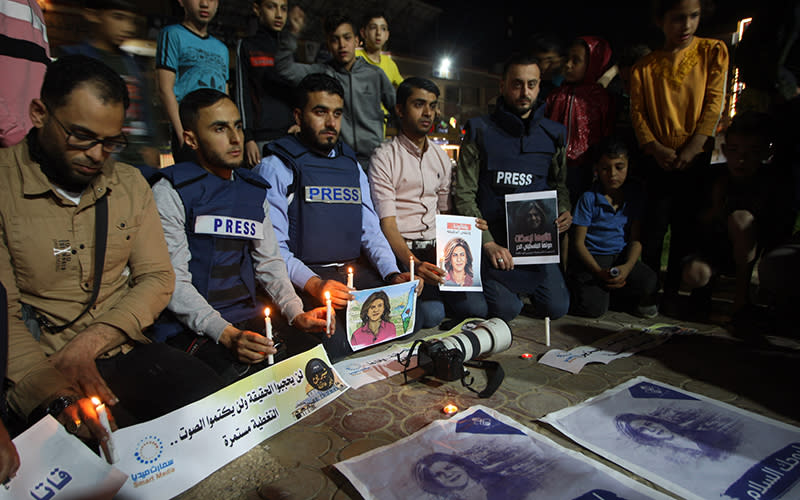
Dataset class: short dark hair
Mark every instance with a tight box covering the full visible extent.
[652,0,714,20]
[502,52,540,78]
[85,0,137,11]
[42,55,129,110]
[324,12,356,37]
[725,111,773,144]
[360,10,388,31]
[528,32,563,56]
[179,88,231,132]
[293,73,344,109]
[592,136,630,164]
[396,77,440,107]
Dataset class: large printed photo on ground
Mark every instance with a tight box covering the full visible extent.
[335,405,670,500]
[541,376,800,500]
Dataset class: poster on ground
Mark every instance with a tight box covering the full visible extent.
[109,345,347,499]
[346,281,418,351]
[336,405,670,500]
[541,376,800,500]
[0,416,127,500]
[505,190,560,265]
[436,215,483,291]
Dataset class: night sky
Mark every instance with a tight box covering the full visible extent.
[423,0,760,70]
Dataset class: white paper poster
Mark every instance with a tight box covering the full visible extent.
[541,376,800,500]
[436,215,483,291]
[0,416,126,500]
[504,190,560,265]
[109,345,347,499]
[346,281,417,351]
[336,405,669,500]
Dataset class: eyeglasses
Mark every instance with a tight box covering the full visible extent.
[44,103,128,154]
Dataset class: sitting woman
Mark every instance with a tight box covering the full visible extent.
[442,238,475,287]
[351,291,396,346]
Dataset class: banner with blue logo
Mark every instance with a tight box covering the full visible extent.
[108,345,347,499]
[541,376,800,500]
[335,405,669,500]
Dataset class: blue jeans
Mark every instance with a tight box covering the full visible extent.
[474,263,570,322]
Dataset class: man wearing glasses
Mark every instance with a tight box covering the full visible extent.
[0,55,223,447]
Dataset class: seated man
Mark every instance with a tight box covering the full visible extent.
[151,88,326,382]
[369,77,486,328]
[0,55,224,439]
[256,74,415,361]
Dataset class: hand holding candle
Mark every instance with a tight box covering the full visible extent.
[91,396,118,464]
[325,291,333,336]
[264,308,274,365]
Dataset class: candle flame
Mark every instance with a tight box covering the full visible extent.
[91,396,101,406]
[324,291,331,300]
[443,404,458,415]
[264,307,270,318]
[347,267,353,273]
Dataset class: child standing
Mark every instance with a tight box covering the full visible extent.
[355,11,402,88]
[60,0,158,167]
[156,0,229,162]
[234,0,295,167]
[546,36,615,204]
[568,138,658,318]
[629,0,729,304]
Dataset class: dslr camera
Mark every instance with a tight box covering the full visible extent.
[399,318,512,398]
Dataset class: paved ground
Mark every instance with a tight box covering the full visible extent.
[176,298,798,500]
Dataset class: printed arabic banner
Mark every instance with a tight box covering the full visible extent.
[504,190,560,265]
[336,405,669,500]
[0,416,127,500]
[111,344,347,499]
[346,281,418,351]
[541,376,800,500]
[436,215,483,291]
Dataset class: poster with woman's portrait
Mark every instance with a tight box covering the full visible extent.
[346,281,418,352]
[541,376,800,500]
[435,215,483,292]
[335,405,670,500]
[505,191,560,265]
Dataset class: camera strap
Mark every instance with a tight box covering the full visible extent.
[463,360,505,399]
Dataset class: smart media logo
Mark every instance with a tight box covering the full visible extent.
[131,435,175,487]
[134,435,163,465]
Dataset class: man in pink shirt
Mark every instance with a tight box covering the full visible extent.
[0,0,50,147]
[369,77,483,328]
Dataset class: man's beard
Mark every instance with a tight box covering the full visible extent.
[32,130,99,192]
[299,124,338,155]
[201,146,244,171]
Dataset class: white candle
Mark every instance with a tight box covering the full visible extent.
[409,256,415,282]
[346,267,354,288]
[264,307,274,365]
[325,291,332,335]
[91,397,118,463]
[545,316,551,347]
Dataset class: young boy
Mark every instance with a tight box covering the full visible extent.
[681,112,794,318]
[60,0,158,166]
[568,137,658,318]
[528,33,564,100]
[356,11,402,88]
[156,0,229,162]
[546,36,615,204]
[234,0,295,167]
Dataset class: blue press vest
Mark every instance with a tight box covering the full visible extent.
[266,136,362,264]
[468,100,565,247]
[152,162,269,341]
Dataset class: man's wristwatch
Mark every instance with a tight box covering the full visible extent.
[384,272,400,284]
[29,395,79,425]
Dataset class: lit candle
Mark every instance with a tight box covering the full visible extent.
[91,397,118,463]
[346,267,354,288]
[409,256,415,282]
[325,291,332,335]
[442,403,458,415]
[264,307,274,365]
[545,316,551,347]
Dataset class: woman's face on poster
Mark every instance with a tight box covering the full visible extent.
[366,298,385,321]
[528,205,544,229]
[631,419,673,441]
[450,245,467,273]
[428,461,469,489]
